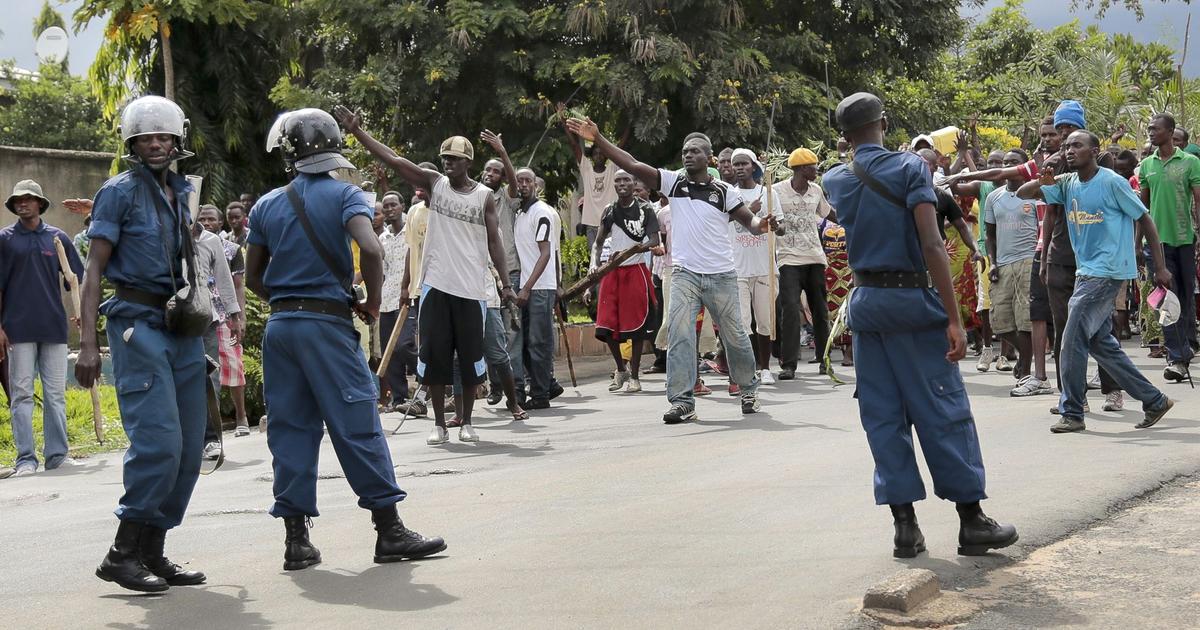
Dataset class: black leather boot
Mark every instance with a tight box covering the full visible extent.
[956,501,1019,556]
[889,503,926,558]
[283,516,322,571]
[372,505,447,563]
[138,525,206,585]
[95,521,169,592]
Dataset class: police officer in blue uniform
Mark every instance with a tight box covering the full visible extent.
[245,109,445,571]
[77,96,208,592]
[822,93,1018,558]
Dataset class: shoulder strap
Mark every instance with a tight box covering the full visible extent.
[848,159,929,274]
[135,166,194,295]
[850,160,908,209]
[285,182,353,298]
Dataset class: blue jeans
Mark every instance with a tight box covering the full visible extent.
[522,288,557,400]
[8,342,70,471]
[1161,243,1197,364]
[455,308,511,396]
[666,267,759,407]
[1058,276,1168,419]
[493,270,525,398]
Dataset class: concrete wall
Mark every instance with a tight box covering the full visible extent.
[0,145,116,238]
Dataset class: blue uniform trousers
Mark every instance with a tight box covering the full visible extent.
[107,316,207,530]
[262,315,406,517]
[853,327,987,505]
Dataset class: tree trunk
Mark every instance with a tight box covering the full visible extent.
[160,20,175,101]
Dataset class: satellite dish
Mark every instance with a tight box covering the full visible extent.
[35,26,69,65]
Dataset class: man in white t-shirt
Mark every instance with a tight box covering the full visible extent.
[730,148,784,387]
[337,107,516,446]
[513,167,562,409]
[566,118,780,423]
[772,148,835,380]
[565,121,619,252]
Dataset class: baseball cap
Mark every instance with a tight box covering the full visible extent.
[439,136,474,160]
[835,92,884,133]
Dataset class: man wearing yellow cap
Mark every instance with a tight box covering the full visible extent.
[771,148,835,379]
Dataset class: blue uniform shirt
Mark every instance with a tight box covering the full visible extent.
[88,165,193,322]
[0,220,85,343]
[823,144,947,332]
[248,173,371,314]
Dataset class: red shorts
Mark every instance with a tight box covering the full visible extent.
[595,263,655,342]
[217,321,246,387]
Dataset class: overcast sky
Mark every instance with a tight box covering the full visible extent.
[0,0,1197,76]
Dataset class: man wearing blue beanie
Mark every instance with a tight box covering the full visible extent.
[1054,100,1086,131]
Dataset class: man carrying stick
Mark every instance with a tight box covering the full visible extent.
[566,118,779,423]
[585,169,664,394]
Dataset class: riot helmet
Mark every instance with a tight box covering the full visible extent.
[276,108,355,174]
[118,95,194,163]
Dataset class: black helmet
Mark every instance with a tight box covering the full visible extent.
[272,108,354,174]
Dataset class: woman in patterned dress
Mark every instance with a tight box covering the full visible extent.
[820,218,853,366]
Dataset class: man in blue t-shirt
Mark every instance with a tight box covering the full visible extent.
[1018,130,1175,433]
[1,180,85,477]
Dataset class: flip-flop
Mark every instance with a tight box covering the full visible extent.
[510,407,529,421]
[445,416,464,428]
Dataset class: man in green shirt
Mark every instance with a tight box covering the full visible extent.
[1140,113,1200,381]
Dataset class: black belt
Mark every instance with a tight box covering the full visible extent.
[114,285,170,309]
[271,298,353,319]
[853,270,932,289]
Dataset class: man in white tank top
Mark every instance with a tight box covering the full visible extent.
[336,107,516,446]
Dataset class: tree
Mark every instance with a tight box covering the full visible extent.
[0,64,111,152]
[72,1,289,203]
[279,0,975,199]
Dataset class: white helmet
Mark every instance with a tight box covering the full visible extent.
[118,95,194,162]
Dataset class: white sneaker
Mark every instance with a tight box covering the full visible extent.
[626,378,642,393]
[426,426,449,445]
[13,465,36,477]
[1103,391,1125,411]
[458,424,479,442]
[202,442,222,460]
[759,369,776,385]
[995,355,1013,372]
[609,370,631,392]
[1010,376,1053,397]
[1087,372,1101,390]
[976,347,996,372]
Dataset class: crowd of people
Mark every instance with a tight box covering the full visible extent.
[0,88,1194,587]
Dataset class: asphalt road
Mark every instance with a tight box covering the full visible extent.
[2,343,1197,629]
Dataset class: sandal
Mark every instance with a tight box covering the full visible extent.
[445,416,464,428]
[509,405,529,421]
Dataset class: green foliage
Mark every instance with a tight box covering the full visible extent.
[560,235,590,289]
[286,0,973,200]
[0,64,113,152]
[74,0,289,203]
[0,383,126,467]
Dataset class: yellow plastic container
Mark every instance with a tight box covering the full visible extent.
[931,126,961,154]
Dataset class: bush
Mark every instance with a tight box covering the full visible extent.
[0,383,126,467]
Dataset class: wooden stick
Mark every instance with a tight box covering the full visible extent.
[561,243,652,302]
[764,170,778,340]
[54,238,104,444]
[554,301,578,389]
[375,302,410,378]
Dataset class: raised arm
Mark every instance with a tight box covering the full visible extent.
[334,105,438,192]
[481,129,519,198]
[565,117,659,191]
